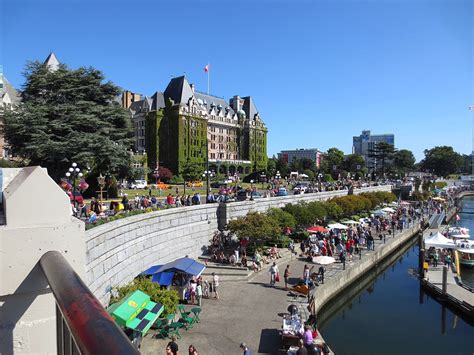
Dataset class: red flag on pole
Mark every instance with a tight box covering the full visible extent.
[204,64,209,72]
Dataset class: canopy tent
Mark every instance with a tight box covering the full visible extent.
[107,290,164,336]
[424,232,455,249]
[313,256,336,265]
[154,257,206,277]
[142,265,162,275]
[328,223,349,230]
[381,207,396,213]
[341,220,360,225]
[299,173,309,178]
[372,209,387,217]
[151,271,175,287]
[306,226,328,234]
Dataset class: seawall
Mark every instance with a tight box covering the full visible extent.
[85,185,391,304]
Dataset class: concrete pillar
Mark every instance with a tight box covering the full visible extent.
[0,167,85,354]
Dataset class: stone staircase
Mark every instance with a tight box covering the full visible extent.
[199,249,296,282]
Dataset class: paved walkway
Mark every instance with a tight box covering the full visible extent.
[141,223,421,354]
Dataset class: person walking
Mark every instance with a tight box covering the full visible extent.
[303,265,310,286]
[284,265,291,290]
[196,281,203,306]
[167,335,179,355]
[188,344,198,355]
[269,262,279,287]
[240,342,252,355]
[212,272,219,299]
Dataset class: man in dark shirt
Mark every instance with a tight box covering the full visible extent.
[167,335,179,355]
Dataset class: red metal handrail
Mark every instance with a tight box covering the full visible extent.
[40,251,139,355]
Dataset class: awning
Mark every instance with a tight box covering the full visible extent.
[141,265,162,276]
[154,257,206,277]
[328,223,349,230]
[306,226,328,233]
[151,271,175,287]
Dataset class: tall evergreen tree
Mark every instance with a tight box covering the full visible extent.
[2,60,133,180]
[368,142,396,177]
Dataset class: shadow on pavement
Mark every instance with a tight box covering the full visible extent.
[258,328,287,354]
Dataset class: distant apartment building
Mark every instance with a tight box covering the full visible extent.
[121,91,142,109]
[127,75,267,176]
[278,148,323,168]
[353,130,395,169]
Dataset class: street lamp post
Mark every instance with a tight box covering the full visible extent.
[203,170,214,203]
[65,162,83,208]
[250,179,255,200]
[260,171,266,188]
[97,174,106,210]
[275,171,281,189]
[318,173,323,191]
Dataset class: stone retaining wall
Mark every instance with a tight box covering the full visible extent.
[85,185,392,304]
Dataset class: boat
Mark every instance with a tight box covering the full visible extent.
[447,227,470,240]
[454,239,474,267]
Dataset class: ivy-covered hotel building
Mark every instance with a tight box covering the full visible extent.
[128,76,267,177]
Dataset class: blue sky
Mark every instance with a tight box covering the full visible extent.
[2,0,473,161]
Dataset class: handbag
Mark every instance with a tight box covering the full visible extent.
[275,272,280,282]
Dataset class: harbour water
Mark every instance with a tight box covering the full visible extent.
[318,199,474,355]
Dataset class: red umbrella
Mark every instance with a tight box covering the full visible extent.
[306,226,328,233]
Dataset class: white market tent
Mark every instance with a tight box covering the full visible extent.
[381,207,396,213]
[424,232,455,249]
[328,223,349,230]
[342,220,360,225]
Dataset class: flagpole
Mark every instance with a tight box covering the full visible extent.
[207,62,210,95]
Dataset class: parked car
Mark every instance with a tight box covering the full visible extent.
[276,187,288,196]
[128,180,147,189]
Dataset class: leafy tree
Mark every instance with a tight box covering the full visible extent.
[227,212,281,242]
[283,202,320,227]
[343,154,366,173]
[368,142,396,177]
[275,157,289,178]
[461,154,473,174]
[3,60,133,181]
[267,156,277,177]
[393,149,415,175]
[0,159,21,168]
[267,208,296,231]
[299,158,316,172]
[302,169,315,180]
[110,277,179,317]
[321,148,345,177]
[181,161,202,182]
[157,166,173,182]
[420,146,463,177]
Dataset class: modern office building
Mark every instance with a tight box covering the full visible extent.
[278,148,322,168]
[353,130,395,169]
[128,75,268,176]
